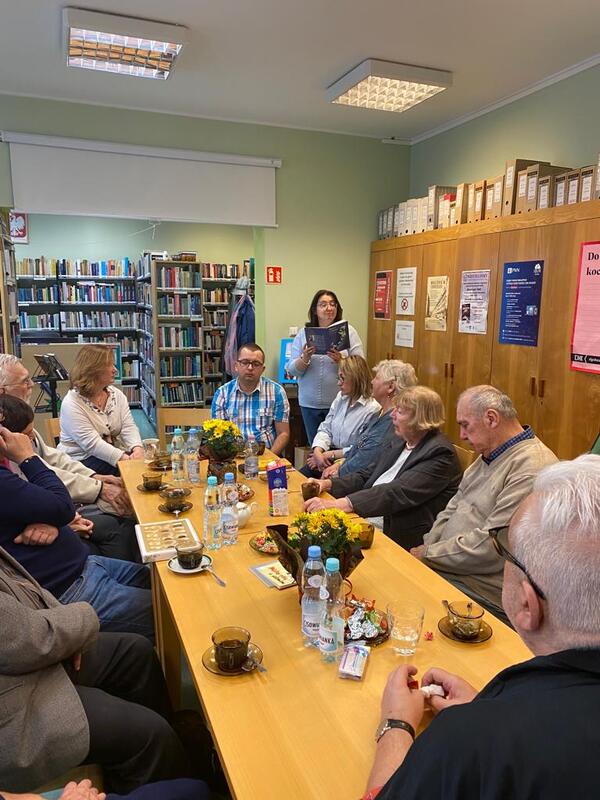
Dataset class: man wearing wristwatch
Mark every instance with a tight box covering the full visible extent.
[364,455,600,800]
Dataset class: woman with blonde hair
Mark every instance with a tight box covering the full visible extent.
[321,359,418,479]
[304,386,462,549]
[300,355,379,477]
[59,345,143,475]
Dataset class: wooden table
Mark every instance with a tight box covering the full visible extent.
[121,457,531,800]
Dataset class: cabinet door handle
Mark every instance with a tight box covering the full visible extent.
[450,363,455,379]
[538,379,546,399]
[529,377,536,396]
[444,363,448,378]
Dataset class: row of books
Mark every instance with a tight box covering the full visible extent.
[160,382,205,405]
[204,309,227,327]
[121,385,141,404]
[60,311,137,329]
[137,283,152,306]
[203,288,230,303]
[159,354,202,377]
[157,294,202,316]
[158,266,202,288]
[203,331,224,350]
[17,258,135,277]
[203,354,223,375]
[60,283,137,303]
[140,362,155,390]
[18,286,59,302]
[79,334,139,353]
[19,313,60,329]
[121,361,140,378]
[200,260,251,279]
[157,325,201,349]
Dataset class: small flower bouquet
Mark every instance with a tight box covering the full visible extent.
[198,419,244,462]
[267,510,364,598]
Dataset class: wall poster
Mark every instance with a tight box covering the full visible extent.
[395,320,415,348]
[424,275,449,331]
[458,269,490,335]
[373,270,392,320]
[571,241,600,374]
[396,267,417,316]
[498,260,544,347]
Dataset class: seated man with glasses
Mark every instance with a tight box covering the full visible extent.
[410,385,557,618]
[211,343,290,456]
[363,454,600,800]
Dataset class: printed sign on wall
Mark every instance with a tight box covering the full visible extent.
[571,241,600,374]
[499,260,544,347]
[373,270,392,320]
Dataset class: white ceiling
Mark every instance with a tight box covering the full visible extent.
[1,0,600,141]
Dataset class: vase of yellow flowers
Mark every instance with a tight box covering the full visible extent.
[198,419,244,483]
[267,509,364,600]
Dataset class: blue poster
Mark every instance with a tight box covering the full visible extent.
[499,260,544,347]
[278,338,297,384]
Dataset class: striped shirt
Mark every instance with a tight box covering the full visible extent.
[211,377,290,447]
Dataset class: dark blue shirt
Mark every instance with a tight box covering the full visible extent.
[0,457,88,597]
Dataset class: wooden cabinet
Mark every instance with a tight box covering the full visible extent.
[368,203,600,459]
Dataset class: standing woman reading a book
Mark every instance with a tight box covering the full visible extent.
[58,344,144,476]
[286,289,364,443]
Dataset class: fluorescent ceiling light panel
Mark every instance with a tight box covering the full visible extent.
[63,8,187,80]
[327,59,452,113]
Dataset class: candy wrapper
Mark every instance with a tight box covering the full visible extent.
[339,643,370,680]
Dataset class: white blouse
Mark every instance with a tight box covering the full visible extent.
[58,386,143,466]
[311,392,380,452]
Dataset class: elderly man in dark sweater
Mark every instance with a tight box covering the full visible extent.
[0,424,153,640]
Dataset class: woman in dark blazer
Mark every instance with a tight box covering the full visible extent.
[304,386,462,549]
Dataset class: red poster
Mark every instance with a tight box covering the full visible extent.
[373,270,392,320]
[571,241,600,374]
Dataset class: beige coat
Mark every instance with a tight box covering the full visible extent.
[0,547,99,791]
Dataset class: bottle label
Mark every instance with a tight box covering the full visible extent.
[318,625,337,653]
[223,520,238,537]
[308,575,323,589]
[302,613,320,638]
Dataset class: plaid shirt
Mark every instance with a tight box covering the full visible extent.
[211,377,290,447]
[482,425,535,465]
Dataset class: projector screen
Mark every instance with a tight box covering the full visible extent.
[4,133,280,227]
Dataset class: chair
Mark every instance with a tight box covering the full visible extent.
[454,444,476,472]
[158,407,211,450]
[45,416,61,446]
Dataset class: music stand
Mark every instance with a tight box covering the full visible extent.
[32,353,69,418]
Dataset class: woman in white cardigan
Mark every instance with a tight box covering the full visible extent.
[59,344,143,476]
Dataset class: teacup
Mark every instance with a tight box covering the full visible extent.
[236,501,257,528]
[176,542,204,570]
[212,626,251,672]
[151,451,172,470]
[301,482,320,502]
[447,600,484,639]
[160,487,191,511]
[142,472,164,491]
[142,437,159,463]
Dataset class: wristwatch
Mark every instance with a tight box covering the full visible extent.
[375,719,416,743]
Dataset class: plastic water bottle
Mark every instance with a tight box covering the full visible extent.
[221,472,239,546]
[171,427,185,483]
[244,435,259,480]
[318,558,345,664]
[301,545,325,647]
[184,427,200,484]
[203,476,223,550]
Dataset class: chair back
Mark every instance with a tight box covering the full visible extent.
[45,416,61,446]
[454,444,476,472]
[158,407,211,450]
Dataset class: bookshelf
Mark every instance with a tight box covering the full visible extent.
[0,211,20,355]
[16,257,140,405]
[137,254,254,433]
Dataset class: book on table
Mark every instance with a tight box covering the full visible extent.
[304,320,350,354]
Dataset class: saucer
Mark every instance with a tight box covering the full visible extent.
[167,554,212,575]
[147,461,172,472]
[158,502,193,515]
[202,642,264,676]
[137,483,169,493]
[438,615,493,643]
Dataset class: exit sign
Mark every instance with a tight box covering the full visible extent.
[266,265,283,284]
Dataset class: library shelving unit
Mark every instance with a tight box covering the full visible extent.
[137,254,254,434]
[0,211,20,354]
[16,257,141,406]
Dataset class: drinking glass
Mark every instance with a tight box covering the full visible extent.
[142,438,159,463]
[386,600,425,656]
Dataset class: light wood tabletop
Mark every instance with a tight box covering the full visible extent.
[120,456,531,800]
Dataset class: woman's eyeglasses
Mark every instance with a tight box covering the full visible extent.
[317,302,337,309]
[489,527,546,600]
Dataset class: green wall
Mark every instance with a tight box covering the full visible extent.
[410,64,600,196]
[0,94,410,375]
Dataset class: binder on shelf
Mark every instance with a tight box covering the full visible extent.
[502,158,549,216]
[566,169,581,205]
[466,183,476,223]
[537,174,555,209]
[417,197,429,233]
[525,164,572,213]
[484,180,495,220]
[427,185,456,230]
[579,165,595,203]
[514,169,529,215]
[553,172,568,206]
[473,180,486,223]
[453,183,469,225]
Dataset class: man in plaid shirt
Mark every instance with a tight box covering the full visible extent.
[211,343,290,456]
